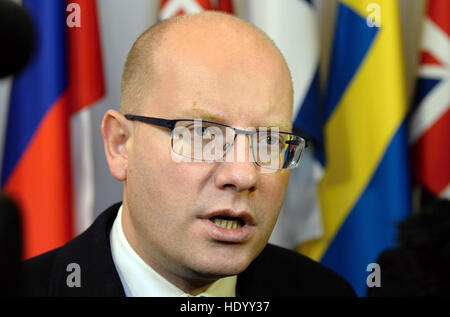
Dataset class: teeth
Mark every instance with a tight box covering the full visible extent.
[213,218,242,229]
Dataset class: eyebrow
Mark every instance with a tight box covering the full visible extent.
[181,108,293,132]
[181,108,225,123]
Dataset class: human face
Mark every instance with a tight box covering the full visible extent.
[121,31,293,286]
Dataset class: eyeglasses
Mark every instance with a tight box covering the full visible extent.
[124,114,307,171]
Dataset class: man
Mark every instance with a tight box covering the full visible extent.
[22,12,355,297]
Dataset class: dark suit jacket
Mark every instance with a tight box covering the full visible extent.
[21,203,355,297]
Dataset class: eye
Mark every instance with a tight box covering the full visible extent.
[193,126,211,137]
[260,134,280,146]
[267,136,276,145]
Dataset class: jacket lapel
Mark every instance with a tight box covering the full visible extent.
[47,203,125,296]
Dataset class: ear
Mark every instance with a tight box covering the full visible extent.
[101,109,131,181]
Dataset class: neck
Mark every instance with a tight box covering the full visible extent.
[127,236,216,295]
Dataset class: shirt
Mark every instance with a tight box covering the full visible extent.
[110,204,237,297]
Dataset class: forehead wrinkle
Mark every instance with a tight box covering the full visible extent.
[179,108,226,123]
[263,121,292,132]
[179,107,292,131]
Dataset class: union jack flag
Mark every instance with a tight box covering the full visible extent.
[410,0,450,201]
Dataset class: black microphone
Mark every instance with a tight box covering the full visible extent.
[0,0,35,296]
[0,193,22,296]
[0,0,35,78]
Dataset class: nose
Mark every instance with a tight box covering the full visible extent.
[214,161,258,193]
[214,134,258,193]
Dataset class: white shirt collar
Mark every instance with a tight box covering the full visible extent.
[110,204,237,297]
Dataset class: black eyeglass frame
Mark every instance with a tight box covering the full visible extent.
[124,114,308,169]
[125,114,307,144]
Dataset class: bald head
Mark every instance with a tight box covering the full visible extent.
[120,12,292,115]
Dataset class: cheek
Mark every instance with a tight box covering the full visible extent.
[262,171,289,200]
[126,135,174,220]
[258,172,289,225]
[128,137,209,215]
[126,140,203,246]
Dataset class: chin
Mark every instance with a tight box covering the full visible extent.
[188,247,256,279]
[191,264,247,280]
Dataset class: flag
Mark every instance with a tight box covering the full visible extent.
[1,0,105,259]
[244,0,324,248]
[67,0,105,238]
[159,0,233,20]
[299,0,412,296]
[410,0,450,201]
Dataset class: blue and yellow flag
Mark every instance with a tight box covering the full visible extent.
[300,0,412,296]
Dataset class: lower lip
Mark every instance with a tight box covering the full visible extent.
[200,219,255,243]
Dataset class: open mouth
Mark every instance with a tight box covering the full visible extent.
[201,210,255,243]
[209,215,245,229]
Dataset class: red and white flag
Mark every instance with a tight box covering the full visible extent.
[410,0,450,200]
[68,0,105,237]
[159,0,233,20]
